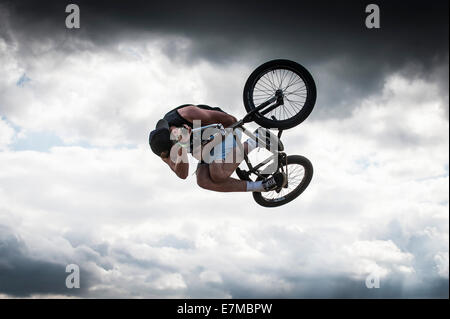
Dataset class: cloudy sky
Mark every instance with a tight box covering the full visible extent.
[0,0,448,298]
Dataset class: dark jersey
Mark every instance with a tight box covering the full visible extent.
[163,104,227,153]
[163,104,226,128]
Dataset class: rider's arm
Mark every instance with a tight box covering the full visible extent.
[179,105,237,128]
[161,147,189,180]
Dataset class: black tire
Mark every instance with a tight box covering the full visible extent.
[243,59,316,130]
[253,155,313,208]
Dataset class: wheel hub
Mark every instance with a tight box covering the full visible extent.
[275,89,284,105]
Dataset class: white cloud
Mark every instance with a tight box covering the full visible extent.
[153,273,187,290]
[434,252,449,278]
[0,32,448,298]
[0,118,15,150]
[199,270,223,284]
[0,36,248,148]
[343,240,415,278]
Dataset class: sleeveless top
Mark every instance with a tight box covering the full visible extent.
[163,104,227,153]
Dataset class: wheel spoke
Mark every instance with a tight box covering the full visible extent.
[286,100,301,113]
[261,163,307,202]
[257,78,276,92]
[252,68,308,122]
[284,78,304,91]
[283,71,298,91]
[280,69,289,88]
[269,71,277,90]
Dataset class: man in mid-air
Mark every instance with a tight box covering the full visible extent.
[149,104,286,192]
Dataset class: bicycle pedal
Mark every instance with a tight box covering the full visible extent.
[236,167,251,181]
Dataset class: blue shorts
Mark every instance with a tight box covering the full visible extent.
[197,129,242,166]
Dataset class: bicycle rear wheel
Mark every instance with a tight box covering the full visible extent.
[243,59,316,130]
[253,155,313,208]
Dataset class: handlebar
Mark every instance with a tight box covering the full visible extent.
[192,123,226,136]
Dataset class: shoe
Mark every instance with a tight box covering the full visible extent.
[262,172,287,192]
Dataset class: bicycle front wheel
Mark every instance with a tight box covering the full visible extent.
[243,59,317,130]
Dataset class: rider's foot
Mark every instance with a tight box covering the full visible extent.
[262,172,287,192]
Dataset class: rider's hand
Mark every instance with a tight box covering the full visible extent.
[172,124,191,144]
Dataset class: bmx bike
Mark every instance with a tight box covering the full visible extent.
[198,59,316,207]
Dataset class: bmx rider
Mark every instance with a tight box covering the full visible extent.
[148,104,286,192]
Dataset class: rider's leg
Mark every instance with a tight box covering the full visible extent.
[208,142,248,183]
[199,128,273,192]
[196,163,247,192]
[197,154,282,193]
[207,141,285,192]
[207,143,272,192]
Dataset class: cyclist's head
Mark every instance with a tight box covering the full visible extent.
[149,119,173,158]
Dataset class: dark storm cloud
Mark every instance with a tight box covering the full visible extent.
[113,248,177,272]
[0,0,448,117]
[219,274,449,298]
[0,225,91,297]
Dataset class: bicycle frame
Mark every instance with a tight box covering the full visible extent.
[198,96,287,180]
